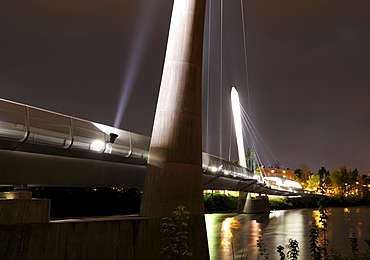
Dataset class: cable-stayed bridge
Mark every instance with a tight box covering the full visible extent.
[0,98,305,196]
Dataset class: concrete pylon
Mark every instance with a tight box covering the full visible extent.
[239,193,270,214]
[140,0,206,218]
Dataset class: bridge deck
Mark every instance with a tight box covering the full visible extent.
[0,98,305,196]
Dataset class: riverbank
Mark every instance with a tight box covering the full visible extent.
[204,192,370,212]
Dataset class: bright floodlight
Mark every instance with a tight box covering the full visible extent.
[90,140,105,152]
[231,87,247,168]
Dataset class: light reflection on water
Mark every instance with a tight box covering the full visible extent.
[205,206,370,260]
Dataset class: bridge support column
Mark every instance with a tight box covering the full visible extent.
[140,0,206,219]
[238,192,270,214]
[237,191,248,213]
[139,0,209,259]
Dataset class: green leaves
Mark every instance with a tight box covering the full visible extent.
[160,205,192,259]
[256,235,269,260]
[286,239,300,260]
[274,239,300,260]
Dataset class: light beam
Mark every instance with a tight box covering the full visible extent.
[114,0,161,128]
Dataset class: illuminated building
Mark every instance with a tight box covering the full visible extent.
[263,167,295,180]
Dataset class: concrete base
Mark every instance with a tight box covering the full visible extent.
[0,198,50,225]
[0,215,209,260]
[238,193,270,214]
[0,191,32,199]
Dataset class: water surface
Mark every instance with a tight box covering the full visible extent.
[205,206,370,259]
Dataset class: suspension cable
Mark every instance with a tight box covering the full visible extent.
[240,105,277,167]
[228,111,233,161]
[219,0,224,158]
[240,0,251,113]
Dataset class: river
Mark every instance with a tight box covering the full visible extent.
[205,206,370,259]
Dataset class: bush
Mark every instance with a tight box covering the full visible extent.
[204,193,238,213]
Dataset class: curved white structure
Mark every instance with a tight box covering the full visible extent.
[231,87,247,168]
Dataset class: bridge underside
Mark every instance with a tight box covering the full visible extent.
[0,150,300,196]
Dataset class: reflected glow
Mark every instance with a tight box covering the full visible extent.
[220,217,241,251]
[269,210,282,219]
[231,87,247,168]
[105,143,112,154]
[312,210,327,228]
[90,140,105,152]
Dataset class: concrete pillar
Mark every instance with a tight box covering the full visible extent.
[140,0,207,218]
[139,2,208,258]
[239,193,270,214]
[237,191,248,213]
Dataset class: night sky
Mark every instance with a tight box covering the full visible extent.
[1,0,369,174]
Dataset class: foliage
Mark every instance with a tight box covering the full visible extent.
[307,174,321,191]
[329,167,362,197]
[274,239,300,260]
[308,198,329,259]
[294,169,302,182]
[256,235,269,260]
[349,233,359,254]
[203,192,238,213]
[286,238,300,260]
[160,205,192,259]
[295,165,311,188]
[269,197,293,209]
[277,245,285,260]
[257,237,300,260]
[269,196,320,210]
[309,222,322,259]
[317,167,330,193]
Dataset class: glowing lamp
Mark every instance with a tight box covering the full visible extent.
[90,140,105,152]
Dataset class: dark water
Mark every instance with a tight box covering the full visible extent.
[205,206,370,259]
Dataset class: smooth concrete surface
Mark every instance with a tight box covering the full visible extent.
[0,150,146,188]
[0,215,208,260]
[0,198,50,224]
[140,0,207,219]
[237,191,248,213]
[240,193,270,214]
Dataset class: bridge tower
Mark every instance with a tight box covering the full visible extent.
[140,1,208,257]
[140,0,206,218]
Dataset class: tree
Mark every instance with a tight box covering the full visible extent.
[317,167,330,194]
[307,174,321,191]
[328,167,361,196]
[246,148,256,172]
[318,167,330,178]
[295,165,311,189]
[294,169,302,182]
